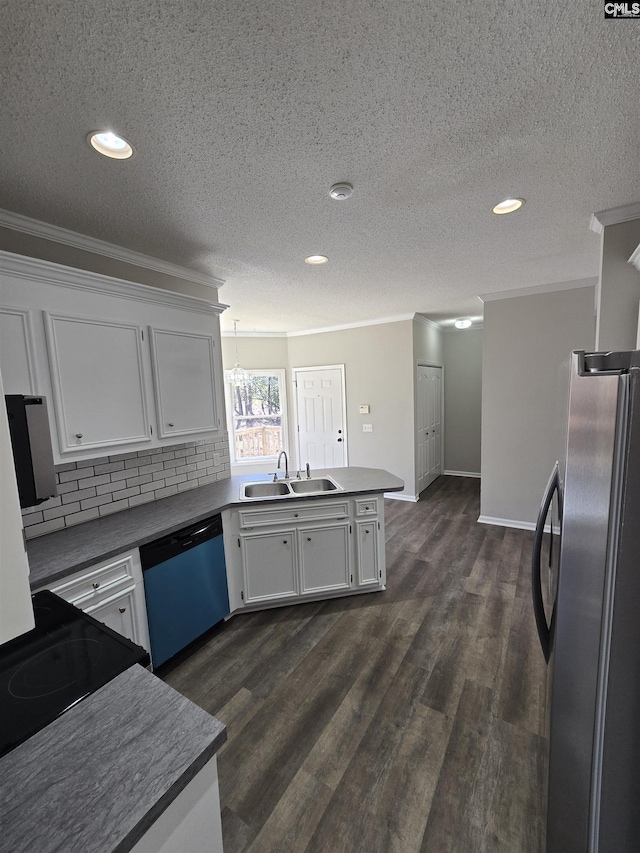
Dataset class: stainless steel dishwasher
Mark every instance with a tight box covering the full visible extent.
[140,514,230,668]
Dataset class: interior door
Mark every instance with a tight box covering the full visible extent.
[294,366,346,469]
[416,365,442,493]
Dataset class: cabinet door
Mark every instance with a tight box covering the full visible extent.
[241,530,298,604]
[44,313,150,454]
[356,520,380,586]
[149,328,219,438]
[84,587,138,646]
[298,522,351,594]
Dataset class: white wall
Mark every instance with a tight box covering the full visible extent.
[481,284,596,527]
[0,366,35,643]
[442,328,482,476]
[596,219,640,350]
[287,321,415,497]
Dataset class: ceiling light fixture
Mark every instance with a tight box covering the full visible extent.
[304,255,328,264]
[87,131,134,160]
[492,198,525,215]
[329,182,353,201]
[226,320,249,387]
[454,319,472,330]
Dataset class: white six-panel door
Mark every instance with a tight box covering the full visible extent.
[416,365,442,494]
[294,366,347,469]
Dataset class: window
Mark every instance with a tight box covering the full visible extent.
[224,369,287,463]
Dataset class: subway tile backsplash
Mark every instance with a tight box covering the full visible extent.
[22,435,231,539]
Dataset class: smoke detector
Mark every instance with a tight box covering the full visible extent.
[329,182,354,201]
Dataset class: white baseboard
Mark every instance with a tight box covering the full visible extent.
[385,492,418,502]
[478,515,557,534]
[444,470,481,479]
[478,515,536,531]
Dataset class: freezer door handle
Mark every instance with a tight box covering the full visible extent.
[532,463,558,663]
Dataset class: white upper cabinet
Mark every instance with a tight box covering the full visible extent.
[0,251,227,463]
[149,328,219,438]
[45,313,150,455]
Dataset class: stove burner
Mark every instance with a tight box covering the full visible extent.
[8,639,103,699]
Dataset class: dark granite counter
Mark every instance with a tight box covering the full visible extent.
[0,665,226,853]
[28,467,404,589]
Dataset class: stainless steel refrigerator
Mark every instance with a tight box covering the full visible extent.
[532,350,640,853]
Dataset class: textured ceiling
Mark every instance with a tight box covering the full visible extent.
[1,1,639,332]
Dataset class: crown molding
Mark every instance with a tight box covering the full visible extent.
[0,208,225,290]
[221,330,288,338]
[480,277,598,303]
[629,243,640,272]
[0,250,229,316]
[412,313,442,330]
[590,202,640,235]
[286,313,416,337]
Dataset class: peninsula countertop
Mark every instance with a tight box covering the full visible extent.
[27,467,404,589]
[0,664,226,853]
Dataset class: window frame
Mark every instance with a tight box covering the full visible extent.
[223,368,288,465]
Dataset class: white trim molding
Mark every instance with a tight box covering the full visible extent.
[478,515,536,531]
[0,208,225,290]
[629,243,640,273]
[286,314,416,337]
[590,202,640,235]
[221,330,288,338]
[480,276,598,303]
[0,251,229,316]
[385,492,418,502]
[444,470,481,478]
[412,313,442,330]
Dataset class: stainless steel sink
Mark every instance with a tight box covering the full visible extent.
[289,477,339,494]
[239,475,343,501]
[242,482,292,498]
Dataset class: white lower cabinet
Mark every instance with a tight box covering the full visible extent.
[356,520,380,586]
[242,530,298,604]
[225,494,386,611]
[43,549,151,655]
[298,522,351,594]
[83,586,139,646]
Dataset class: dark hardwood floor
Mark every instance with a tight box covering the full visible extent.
[162,476,547,852]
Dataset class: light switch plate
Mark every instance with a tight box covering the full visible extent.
[359,404,370,414]
[363,423,373,432]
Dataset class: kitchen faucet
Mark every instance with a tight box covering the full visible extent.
[275,450,289,480]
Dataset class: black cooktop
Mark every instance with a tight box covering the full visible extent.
[0,590,150,759]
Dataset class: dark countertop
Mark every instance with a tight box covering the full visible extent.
[28,467,404,589]
[0,665,226,853]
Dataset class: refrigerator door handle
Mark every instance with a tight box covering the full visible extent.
[532,463,558,663]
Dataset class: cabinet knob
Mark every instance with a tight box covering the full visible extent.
[365,506,370,511]
[307,537,311,542]
[365,529,370,534]
[294,513,298,517]
[76,433,83,440]
[168,422,174,428]
[92,582,100,589]
[283,539,288,544]
[119,607,126,614]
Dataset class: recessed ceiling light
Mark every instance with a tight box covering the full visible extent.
[87,131,134,160]
[329,183,353,201]
[492,198,525,215]
[454,319,472,329]
[305,255,328,264]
